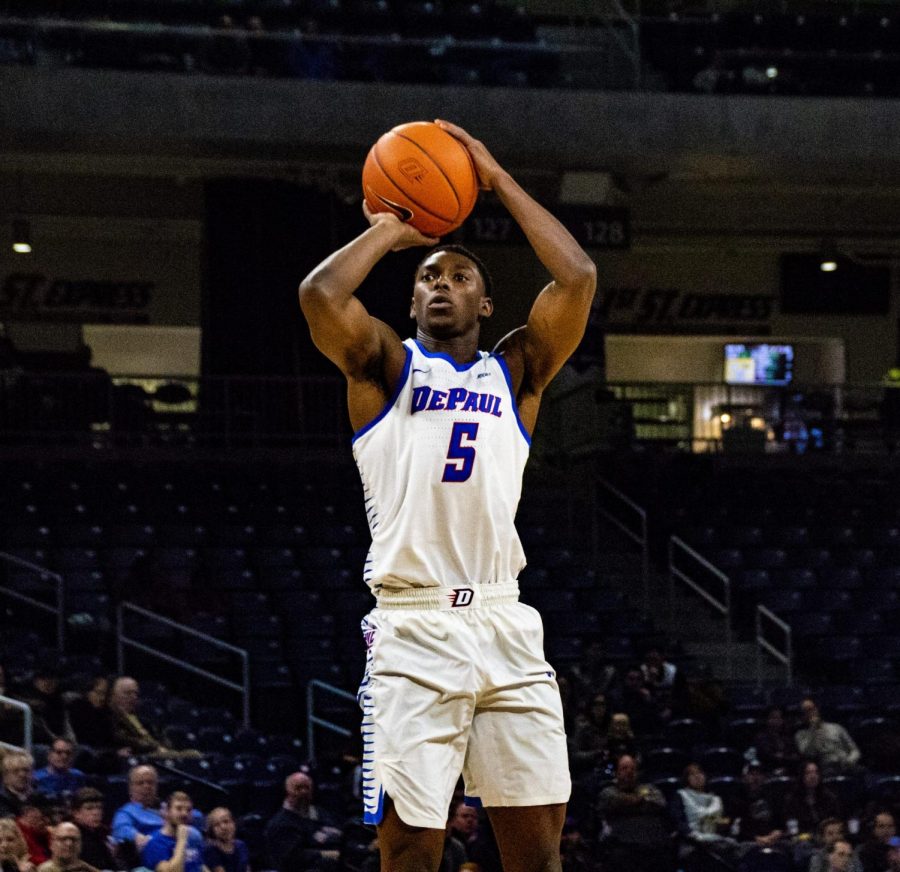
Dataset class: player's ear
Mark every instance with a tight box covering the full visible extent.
[410,296,416,319]
[480,296,493,318]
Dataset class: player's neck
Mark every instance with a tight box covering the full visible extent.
[415,329,480,364]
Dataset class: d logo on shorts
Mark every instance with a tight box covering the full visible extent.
[449,587,475,608]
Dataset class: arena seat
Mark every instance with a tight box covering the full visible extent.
[643,747,689,779]
[698,746,744,778]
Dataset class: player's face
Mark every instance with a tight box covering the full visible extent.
[411,252,492,338]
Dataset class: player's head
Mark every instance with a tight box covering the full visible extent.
[411,245,493,338]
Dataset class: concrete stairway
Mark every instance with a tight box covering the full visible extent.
[594,533,788,687]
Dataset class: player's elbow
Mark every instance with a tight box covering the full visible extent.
[565,257,597,305]
[298,278,329,319]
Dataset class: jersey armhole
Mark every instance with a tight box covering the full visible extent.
[351,344,413,443]
[494,352,532,446]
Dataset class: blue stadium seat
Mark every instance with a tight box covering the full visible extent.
[746,548,788,570]
[772,567,817,590]
[707,775,743,813]
[699,746,744,778]
[665,719,707,751]
[738,847,792,872]
[643,747,689,779]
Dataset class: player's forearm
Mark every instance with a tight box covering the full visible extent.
[299,220,405,307]
[492,170,596,293]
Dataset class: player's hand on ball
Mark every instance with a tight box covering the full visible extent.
[362,201,439,250]
[434,119,503,191]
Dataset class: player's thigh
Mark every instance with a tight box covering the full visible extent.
[377,797,445,872]
[486,803,567,872]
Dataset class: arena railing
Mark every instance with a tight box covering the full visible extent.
[0,694,34,755]
[0,372,892,455]
[596,477,650,614]
[0,550,65,652]
[668,535,734,679]
[0,371,349,449]
[116,602,251,729]
[755,604,793,689]
[306,679,357,765]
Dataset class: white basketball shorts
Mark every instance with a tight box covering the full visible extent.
[357,582,571,830]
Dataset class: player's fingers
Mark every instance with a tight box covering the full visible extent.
[434,118,473,144]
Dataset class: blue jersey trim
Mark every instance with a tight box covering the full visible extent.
[413,339,484,371]
[351,345,413,444]
[494,353,532,446]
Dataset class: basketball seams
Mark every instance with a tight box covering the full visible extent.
[390,130,464,217]
[362,122,478,235]
[372,137,458,223]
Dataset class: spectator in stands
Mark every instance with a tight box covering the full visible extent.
[141,792,205,872]
[34,740,85,800]
[795,698,861,776]
[109,678,195,759]
[597,754,676,872]
[826,839,857,872]
[264,772,341,872]
[69,789,115,872]
[730,761,786,850]
[886,837,900,872]
[0,817,35,872]
[640,647,676,688]
[38,822,98,872]
[17,797,53,866]
[605,712,639,763]
[808,819,861,872]
[611,668,663,736]
[446,800,479,857]
[0,752,37,819]
[568,693,611,776]
[855,811,896,872]
[670,763,738,869]
[559,818,592,872]
[16,668,70,746]
[753,706,800,776]
[782,760,842,839]
[569,641,617,699]
[676,664,728,741]
[66,677,116,753]
[202,808,249,872]
[111,764,163,860]
[440,810,466,872]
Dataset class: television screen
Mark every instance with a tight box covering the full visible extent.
[724,343,794,386]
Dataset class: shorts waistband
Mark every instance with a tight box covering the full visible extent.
[375,581,520,611]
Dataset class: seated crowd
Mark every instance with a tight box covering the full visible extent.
[0,645,898,871]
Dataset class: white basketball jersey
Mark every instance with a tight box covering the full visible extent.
[352,338,531,592]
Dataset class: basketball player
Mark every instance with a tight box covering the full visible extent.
[298,120,596,872]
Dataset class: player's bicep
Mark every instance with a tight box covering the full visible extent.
[521,277,595,387]
[299,285,382,377]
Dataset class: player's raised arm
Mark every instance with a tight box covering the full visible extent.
[435,120,597,393]
[298,207,437,379]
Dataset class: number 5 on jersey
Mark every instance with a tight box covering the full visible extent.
[443,422,479,482]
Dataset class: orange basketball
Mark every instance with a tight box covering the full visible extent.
[362,121,479,237]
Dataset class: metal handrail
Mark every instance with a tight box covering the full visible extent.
[306,679,357,765]
[668,535,733,679]
[0,694,33,754]
[756,605,793,689]
[0,551,65,651]
[116,602,250,728]
[596,478,650,614]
